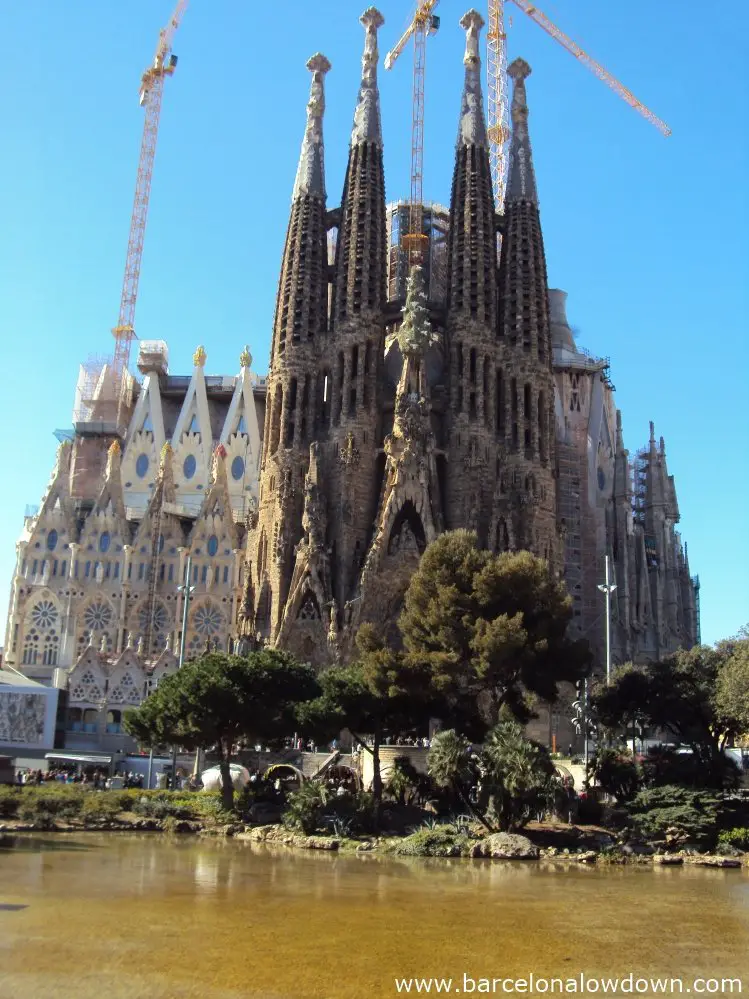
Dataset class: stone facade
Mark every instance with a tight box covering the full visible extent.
[2,7,698,727]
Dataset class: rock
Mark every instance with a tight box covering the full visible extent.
[303,836,340,851]
[621,841,654,856]
[135,818,159,831]
[692,855,741,868]
[576,851,597,863]
[653,854,683,865]
[482,832,539,860]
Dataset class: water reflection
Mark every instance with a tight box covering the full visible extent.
[0,834,747,999]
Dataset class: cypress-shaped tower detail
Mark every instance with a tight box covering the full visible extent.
[323,7,388,613]
[444,10,501,544]
[250,53,332,642]
[494,57,558,563]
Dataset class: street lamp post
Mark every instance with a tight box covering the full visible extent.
[597,554,617,687]
[170,556,194,788]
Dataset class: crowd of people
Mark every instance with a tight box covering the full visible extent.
[14,767,145,790]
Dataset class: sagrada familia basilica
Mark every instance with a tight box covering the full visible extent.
[2,9,699,751]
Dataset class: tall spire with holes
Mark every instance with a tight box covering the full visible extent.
[252,54,332,643]
[446,10,496,328]
[323,9,389,614]
[331,8,387,330]
[271,54,331,362]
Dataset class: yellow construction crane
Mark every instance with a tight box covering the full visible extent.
[113,0,188,428]
[384,1,441,261]
[486,0,671,207]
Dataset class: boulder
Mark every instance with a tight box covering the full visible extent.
[481,832,539,860]
[653,854,684,865]
[691,855,741,868]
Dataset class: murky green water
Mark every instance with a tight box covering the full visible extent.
[0,834,747,998]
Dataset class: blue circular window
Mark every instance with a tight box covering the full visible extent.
[183,454,197,480]
[46,529,58,552]
[207,535,219,557]
[231,456,245,481]
[136,453,149,478]
[99,532,111,553]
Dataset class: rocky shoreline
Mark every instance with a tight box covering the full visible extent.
[1,817,746,869]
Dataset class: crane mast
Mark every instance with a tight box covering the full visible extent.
[385,0,440,262]
[486,0,670,209]
[113,0,187,426]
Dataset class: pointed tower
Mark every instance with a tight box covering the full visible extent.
[444,10,501,543]
[494,57,557,562]
[353,266,442,646]
[322,8,388,612]
[251,54,332,641]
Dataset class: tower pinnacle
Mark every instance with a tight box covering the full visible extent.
[457,10,488,149]
[506,57,538,205]
[293,54,331,201]
[352,8,384,147]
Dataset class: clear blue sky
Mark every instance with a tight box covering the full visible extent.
[0,1,746,648]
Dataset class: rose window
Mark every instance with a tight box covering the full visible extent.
[31,600,58,630]
[193,603,223,636]
[137,602,168,635]
[84,601,114,632]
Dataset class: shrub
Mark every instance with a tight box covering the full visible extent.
[588,748,641,803]
[282,782,330,835]
[384,757,422,806]
[131,793,191,821]
[627,784,720,849]
[391,823,472,857]
[0,786,20,818]
[480,720,559,831]
[16,787,85,824]
[717,827,749,852]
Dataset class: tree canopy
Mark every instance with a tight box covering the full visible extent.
[297,625,437,805]
[125,650,319,807]
[398,531,590,731]
[594,639,749,787]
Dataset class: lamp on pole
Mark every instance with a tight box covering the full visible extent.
[597,554,617,686]
[170,556,194,788]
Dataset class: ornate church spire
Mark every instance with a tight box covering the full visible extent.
[332,8,387,326]
[498,58,551,365]
[505,59,538,205]
[446,10,496,327]
[292,54,331,201]
[272,54,331,360]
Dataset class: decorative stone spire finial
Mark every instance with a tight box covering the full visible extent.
[165,632,172,652]
[160,441,173,470]
[126,632,134,650]
[193,345,207,367]
[292,53,331,200]
[649,420,656,447]
[457,10,488,149]
[505,58,538,204]
[397,266,438,358]
[137,635,145,657]
[352,8,384,147]
[239,345,252,369]
[100,635,108,654]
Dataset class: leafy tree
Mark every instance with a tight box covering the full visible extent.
[715,629,749,739]
[594,644,746,788]
[479,718,559,831]
[297,626,436,808]
[125,651,319,809]
[399,531,590,731]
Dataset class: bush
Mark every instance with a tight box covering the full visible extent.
[391,823,473,857]
[717,827,749,852]
[16,787,85,824]
[384,757,422,806]
[480,720,559,831]
[0,785,20,818]
[627,784,720,849]
[282,782,330,835]
[131,793,192,821]
[588,748,641,803]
